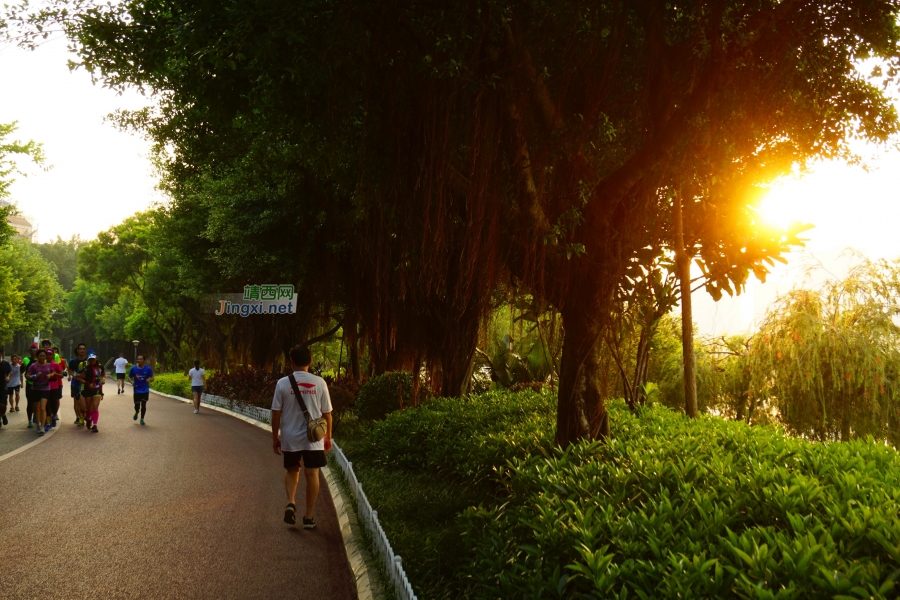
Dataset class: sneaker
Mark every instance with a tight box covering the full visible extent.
[85,420,92,429]
[37,429,44,436]
[140,419,145,425]
[133,412,138,421]
[76,419,83,427]
[74,418,79,425]
[51,419,57,428]
[91,425,98,433]
[302,517,316,530]
[284,504,296,525]
[27,421,33,428]
[193,410,199,414]
[44,424,51,432]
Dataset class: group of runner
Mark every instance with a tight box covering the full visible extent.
[0,341,156,434]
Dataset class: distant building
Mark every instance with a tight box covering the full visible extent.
[0,199,37,242]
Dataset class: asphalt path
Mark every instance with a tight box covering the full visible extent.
[0,379,357,600]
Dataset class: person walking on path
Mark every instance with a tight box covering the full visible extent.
[26,349,61,435]
[271,345,332,529]
[41,340,63,429]
[187,360,205,414]
[77,352,105,433]
[23,343,37,427]
[128,355,154,425]
[114,353,129,394]
[0,348,11,429]
[7,353,23,413]
[68,343,87,426]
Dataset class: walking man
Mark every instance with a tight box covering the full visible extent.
[271,345,332,529]
[114,353,128,394]
[0,348,11,429]
[128,355,154,425]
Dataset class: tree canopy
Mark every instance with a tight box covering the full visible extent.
[7,0,900,444]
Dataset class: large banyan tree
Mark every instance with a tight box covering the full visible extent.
[8,0,899,445]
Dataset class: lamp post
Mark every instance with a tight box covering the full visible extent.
[68,339,73,361]
[132,340,140,366]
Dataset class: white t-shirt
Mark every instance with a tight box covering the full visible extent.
[114,357,129,374]
[271,371,332,452]
[188,368,205,386]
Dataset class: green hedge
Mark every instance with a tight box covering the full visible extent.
[150,373,193,399]
[343,391,900,599]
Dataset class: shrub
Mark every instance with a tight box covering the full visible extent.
[341,392,900,598]
[459,402,900,599]
[355,371,425,420]
[205,367,362,413]
[150,373,192,399]
[366,388,555,483]
[206,367,284,408]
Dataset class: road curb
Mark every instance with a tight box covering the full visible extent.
[0,421,61,462]
[130,379,377,600]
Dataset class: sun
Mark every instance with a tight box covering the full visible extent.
[759,179,815,232]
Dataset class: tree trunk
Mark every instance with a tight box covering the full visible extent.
[555,302,609,448]
[674,190,698,418]
[440,327,479,398]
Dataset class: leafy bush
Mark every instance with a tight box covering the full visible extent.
[366,388,555,483]
[205,367,361,413]
[206,366,283,408]
[150,373,192,399]
[459,402,900,599]
[355,371,424,420]
[341,391,900,598]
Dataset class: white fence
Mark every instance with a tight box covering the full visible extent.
[331,441,418,600]
[200,393,272,423]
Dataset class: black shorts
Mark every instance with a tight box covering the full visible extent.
[30,389,50,403]
[283,449,326,470]
[116,373,126,380]
[51,388,62,402]
[134,392,149,402]
[7,385,18,394]
[71,386,81,399]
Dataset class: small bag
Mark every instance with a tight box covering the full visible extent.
[288,373,328,443]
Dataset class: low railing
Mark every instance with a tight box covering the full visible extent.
[200,393,272,424]
[331,441,418,600]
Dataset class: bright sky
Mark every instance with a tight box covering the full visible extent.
[0,36,161,242]
[2,34,900,334]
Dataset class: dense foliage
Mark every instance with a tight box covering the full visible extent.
[341,390,900,599]
[748,258,900,443]
[355,371,422,421]
[8,0,899,443]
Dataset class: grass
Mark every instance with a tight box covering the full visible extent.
[335,413,493,600]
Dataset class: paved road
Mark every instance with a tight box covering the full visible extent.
[0,380,357,600]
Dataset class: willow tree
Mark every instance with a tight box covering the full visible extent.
[10,0,900,446]
[748,259,900,444]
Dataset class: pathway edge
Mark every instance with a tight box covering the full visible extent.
[0,421,61,463]
[133,380,377,600]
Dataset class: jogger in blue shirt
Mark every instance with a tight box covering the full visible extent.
[128,355,155,425]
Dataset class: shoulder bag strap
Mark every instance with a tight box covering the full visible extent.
[287,373,314,422]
